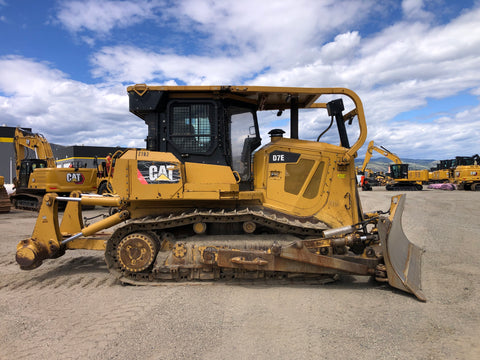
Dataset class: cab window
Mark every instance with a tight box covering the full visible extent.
[169,103,215,154]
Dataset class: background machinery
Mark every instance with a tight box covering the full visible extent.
[454,154,480,190]
[0,176,10,213]
[361,140,402,169]
[361,140,427,191]
[359,140,402,190]
[430,159,456,183]
[10,128,98,210]
[391,166,429,190]
[15,85,425,301]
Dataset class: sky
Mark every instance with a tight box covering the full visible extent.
[0,0,479,160]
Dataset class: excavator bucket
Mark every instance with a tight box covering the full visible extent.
[378,195,426,301]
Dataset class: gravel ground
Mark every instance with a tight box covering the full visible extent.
[0,188,479,359]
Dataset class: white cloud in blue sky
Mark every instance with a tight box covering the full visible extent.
[55,0,163,37]
[0,0,479,159]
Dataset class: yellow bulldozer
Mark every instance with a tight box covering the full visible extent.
[15,85,425,301]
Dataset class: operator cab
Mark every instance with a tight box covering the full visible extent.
[18,159,48,189]
[130,91,262,189]
[389,163,409,180]
[456,155,479,166]
[129,85,357,190]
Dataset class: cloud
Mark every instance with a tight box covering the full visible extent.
[87,2,480,93]
[2,0,480,159]
[173,0,374,58]
[402,0,434,21]
[248,5,480,158]
[319,32,362,63]
[88,0,379,84]
[365,102,480,159]
[90,46,259,85]
[55,0,164,34]
[0,56,144,148]
[56,0,377,59]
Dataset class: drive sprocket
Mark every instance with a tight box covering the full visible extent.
[116,232,158,273]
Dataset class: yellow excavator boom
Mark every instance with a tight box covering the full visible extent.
[14,128,56,171]
[361,140,402,172]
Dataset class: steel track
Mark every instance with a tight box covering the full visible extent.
[105,207,331,284]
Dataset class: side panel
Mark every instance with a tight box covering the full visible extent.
[408,170,429,182]
[112,150,239,201]
[432,169,452,182]
[121,151,184,200]
[455,165,480,183]
[28,168,98,193]
[183,162,239,195]
[254,138,359,228]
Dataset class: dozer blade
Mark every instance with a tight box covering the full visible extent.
[377,194,426,301]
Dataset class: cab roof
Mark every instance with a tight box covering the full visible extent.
[127,84,358,111]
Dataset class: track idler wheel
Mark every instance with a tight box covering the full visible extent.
[116,232,158,273]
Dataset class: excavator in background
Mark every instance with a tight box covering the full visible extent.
[454,154,480,190]
[361,140,402,169]
[361,140,427,191]
[10,128,98,210]
[15,85,425,301]
[395,166,430,190]
[359,140,402,190]
[0,176,11,213]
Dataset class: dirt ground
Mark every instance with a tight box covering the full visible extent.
[0,188,479,360]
